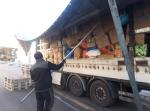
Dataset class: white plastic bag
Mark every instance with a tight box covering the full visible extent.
[86,49,101,58]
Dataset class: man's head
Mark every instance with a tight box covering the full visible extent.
[34,51,43,60]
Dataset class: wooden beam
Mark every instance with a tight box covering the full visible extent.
[107,0,143,111]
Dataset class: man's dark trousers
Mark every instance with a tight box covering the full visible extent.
[35,87,54,111]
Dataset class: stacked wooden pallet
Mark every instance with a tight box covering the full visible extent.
[4,77,31,91]
[21,64,31,78]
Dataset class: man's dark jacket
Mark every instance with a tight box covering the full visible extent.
[30,59,64,91]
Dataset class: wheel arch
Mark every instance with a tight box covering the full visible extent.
[66,73,86,91]
[87,77,118,98]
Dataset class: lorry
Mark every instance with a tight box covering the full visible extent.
[35,0,150,108]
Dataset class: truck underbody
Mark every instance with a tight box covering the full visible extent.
[52,57,150,107]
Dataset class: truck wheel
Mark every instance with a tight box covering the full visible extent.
[69,76,84,97]
[90,80,117,107]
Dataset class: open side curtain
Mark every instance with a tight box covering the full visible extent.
[15,36,32,55]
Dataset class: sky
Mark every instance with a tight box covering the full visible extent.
[0,0,71,48]
[0,0,71,63]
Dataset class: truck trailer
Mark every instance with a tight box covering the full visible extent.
[34,0,150,109]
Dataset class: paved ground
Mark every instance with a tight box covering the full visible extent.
[0,85,137,111]
[54,87,137,111]
[0,64,77,111]
[0,85,78,111]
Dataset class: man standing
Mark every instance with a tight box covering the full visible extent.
[30,51,65,111]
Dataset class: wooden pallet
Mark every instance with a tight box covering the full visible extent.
[4,77,31,91]
[22,69,30,78]
[21,64,31,78]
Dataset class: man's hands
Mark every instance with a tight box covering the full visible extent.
[62,59,66,64]
[59,59,66,68]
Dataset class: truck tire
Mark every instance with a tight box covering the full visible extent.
[90,80,117,107]
[69,76,84,97]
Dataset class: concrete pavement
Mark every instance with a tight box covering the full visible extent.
[0,64,77,111]
[0,86,77,111]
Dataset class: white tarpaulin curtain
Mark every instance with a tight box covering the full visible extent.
[15,36,32,55]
